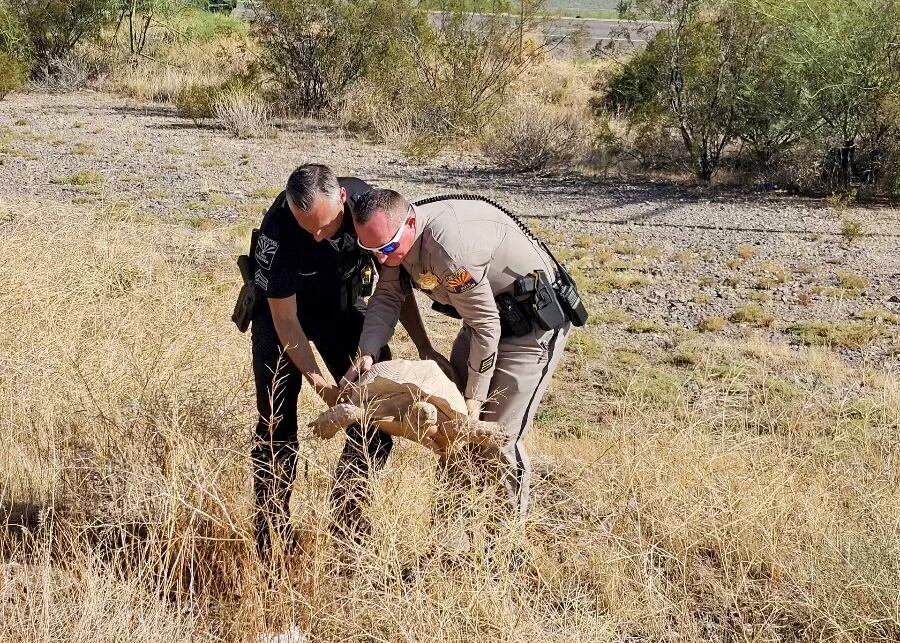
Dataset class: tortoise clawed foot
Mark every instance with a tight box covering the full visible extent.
[309,403,364,439]
[468,420,506,448]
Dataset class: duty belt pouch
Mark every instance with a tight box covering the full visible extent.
[497,293,532,337]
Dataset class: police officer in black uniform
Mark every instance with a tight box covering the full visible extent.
[247,164,443,555]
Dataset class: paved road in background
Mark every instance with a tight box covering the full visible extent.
[543,16,666,49]
[232,2,664,50]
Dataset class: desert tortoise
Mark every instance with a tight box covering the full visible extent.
[309,359,504,453]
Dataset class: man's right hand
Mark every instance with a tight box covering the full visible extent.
[340,353,374,389]
[318,384,342,408]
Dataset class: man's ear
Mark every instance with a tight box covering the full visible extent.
[339,187,347,204]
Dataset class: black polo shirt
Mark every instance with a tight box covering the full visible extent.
[252,176,373,313]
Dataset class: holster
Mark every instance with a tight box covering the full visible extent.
[232,229,260,332]
[232,254,258,333]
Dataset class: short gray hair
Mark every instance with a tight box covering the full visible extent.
[285,163,340,212]
[353,188,409,226]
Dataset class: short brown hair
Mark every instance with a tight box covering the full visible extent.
[353,188,409,226]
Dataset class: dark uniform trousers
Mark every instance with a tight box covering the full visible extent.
[250,303,392,554]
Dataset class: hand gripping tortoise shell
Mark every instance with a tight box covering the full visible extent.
[309,359,505,453]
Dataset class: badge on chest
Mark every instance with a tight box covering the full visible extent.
[416,271,439,291]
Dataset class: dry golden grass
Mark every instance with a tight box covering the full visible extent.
[1,199,899,641]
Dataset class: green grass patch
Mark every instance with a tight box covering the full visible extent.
[0,145,39,161]
[836,271,869,291]
[566,331,604,359]
[856,308,900,325]
[730,303,775,327]
[786,321,881,348]
[587,270,654,293]
[698,316,727,333]
[627,319,666,334]
[590,306,632,325]
[71,143,96,156]
[52,171,103,186]
[250,187,282,200]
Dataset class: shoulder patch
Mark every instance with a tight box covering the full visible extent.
[444,267,478,293]
[255,233,279,270]
[254,269,269,291]
[479,353,495,373]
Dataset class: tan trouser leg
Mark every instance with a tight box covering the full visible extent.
[449,322,570,519]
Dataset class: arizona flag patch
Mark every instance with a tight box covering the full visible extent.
[444,267,478,293]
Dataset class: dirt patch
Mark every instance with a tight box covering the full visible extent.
[2,90,898,366]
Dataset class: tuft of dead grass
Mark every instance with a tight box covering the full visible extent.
[1,199,898,642]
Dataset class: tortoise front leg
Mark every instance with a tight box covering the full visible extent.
[435,418,506,452]
[309,403,364,439]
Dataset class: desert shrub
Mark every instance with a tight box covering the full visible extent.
[213,87,273,138]
[770,0,900,190]
[0,51,26,98]
[257,0,413,114]
[178,5,245,42]
[7,0,115,73]
[603,1,773,182]
[0,1,28,56]
[174,82,218,123]
[268,0,551,153]
[599,0,900,196]
[393,1,551,140]
[482,99,589,173]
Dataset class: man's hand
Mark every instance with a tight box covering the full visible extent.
[465,398,482,420]
[340,353,374,389]
[419,346,461,387]
[317,384,342,408]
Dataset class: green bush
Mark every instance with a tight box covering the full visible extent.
[0,2,29,56]
[179,6,246,43]
[258,0,413,114]
[0,51,26,98]
[174,83,218,123]
[261,0,549,150]
[8,0,115,72]
[601,0,900,195]
[603,1,772,181]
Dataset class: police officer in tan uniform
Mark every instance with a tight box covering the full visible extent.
[342,189,583,518]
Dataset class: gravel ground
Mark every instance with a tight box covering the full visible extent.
[2,90,899,366]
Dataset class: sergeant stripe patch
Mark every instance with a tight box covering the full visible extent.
[479,353,495,373]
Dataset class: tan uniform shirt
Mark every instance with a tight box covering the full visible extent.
[358,198,557,401]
